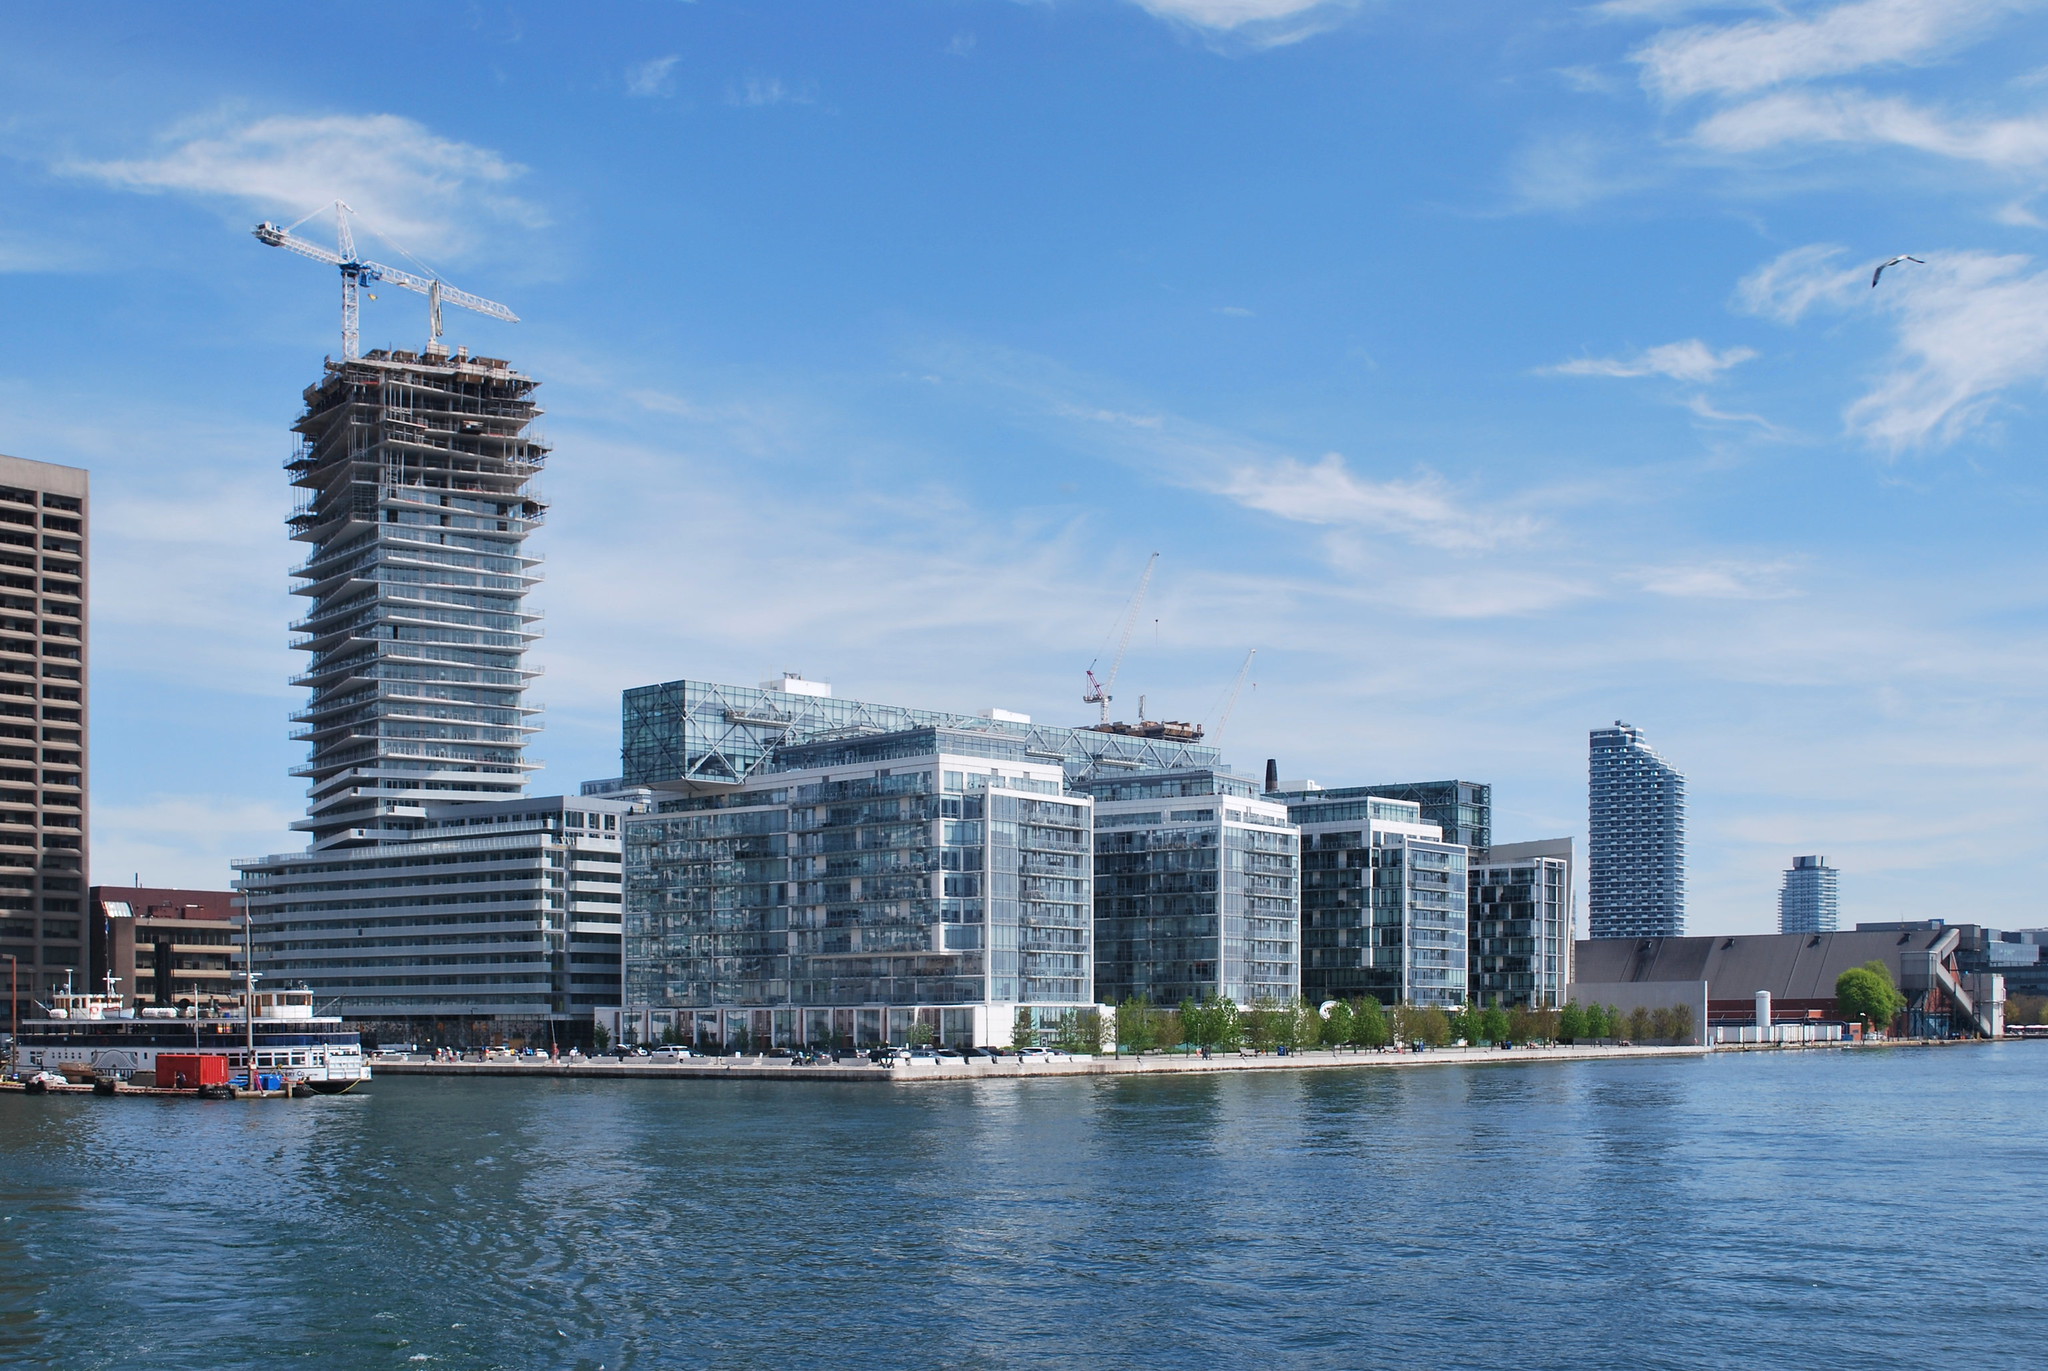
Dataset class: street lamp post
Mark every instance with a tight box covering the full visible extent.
[2,952,18,1077]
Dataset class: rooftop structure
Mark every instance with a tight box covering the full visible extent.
[1270,780,1491,851]
[1588,722,1685,939]
[620,676,1222,793]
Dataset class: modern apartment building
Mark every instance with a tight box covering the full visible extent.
[1332,780,1491,850]
[620,724,1096,1050]
[1279,790,1469,1008]
[1778,855,1839,934]
[1079,768,1300,1008]
[234,347,632,1042]
[1587,721,1685,939]
[0,454,88,1024]
[1467,838,1574,1008]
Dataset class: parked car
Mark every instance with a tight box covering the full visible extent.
[615,1045,651,1058]
[1014,1048,1076,1062]
[650,1045,699,1061]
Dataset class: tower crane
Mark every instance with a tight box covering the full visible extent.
[251,200,518,361]
[1206,648,1257,744]
[1082,552,1158,725]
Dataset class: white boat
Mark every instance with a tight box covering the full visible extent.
[13,985,371,1093]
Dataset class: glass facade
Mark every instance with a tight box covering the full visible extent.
[1588,722,1685,939]
[622,727,1094,1047]
[1084,770,1300,1007]
[1288,796,1468,1008]
[1467,847,1571,1007]
[1778,855,1839,934]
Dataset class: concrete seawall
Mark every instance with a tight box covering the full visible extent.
[371,1042,1711,1085]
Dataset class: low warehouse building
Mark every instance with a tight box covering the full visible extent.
[1571,926,2002,1039]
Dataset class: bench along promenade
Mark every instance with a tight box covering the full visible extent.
[371,1041,1712,1084]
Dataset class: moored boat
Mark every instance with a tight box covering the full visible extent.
[12,986,370,1093]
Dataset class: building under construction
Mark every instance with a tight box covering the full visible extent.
[236,347,635,1044]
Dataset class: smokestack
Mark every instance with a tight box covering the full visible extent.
[1264,758,1279,793]
[152,939,175,1007]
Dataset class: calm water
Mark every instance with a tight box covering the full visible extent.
[2,1046,2043,1369]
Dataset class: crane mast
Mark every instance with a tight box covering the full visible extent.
[251,200,518,360]
[1207,648,1257,744]
[1083,552,1158,726]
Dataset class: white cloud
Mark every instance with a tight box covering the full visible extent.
[1634,0,2029,102]
[1695,88,2048,168]
[626,55,681,98]
[64,112,540,256]
[1212,453,1538,551]
[1734,242,1865,323]
[1543,338,1757,381]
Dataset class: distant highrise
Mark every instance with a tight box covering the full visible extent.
[1778,855,1839,934]
[0,454,88,1025]
[1587,721,1685,939]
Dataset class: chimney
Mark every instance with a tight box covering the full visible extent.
[1264,758,1279,793]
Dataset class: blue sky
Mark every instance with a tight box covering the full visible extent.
[4,0,2048,933]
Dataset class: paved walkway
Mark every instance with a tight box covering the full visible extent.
[371,1042,1710,1085]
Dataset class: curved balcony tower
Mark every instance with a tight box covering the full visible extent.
[284,346,547,850]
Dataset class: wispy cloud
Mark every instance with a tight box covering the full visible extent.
[63,112,541,256]
[1127,0,1363,48]
[1634,0,2029,102]
[727,75,815,108]
[1734,243,1866,323]
[626,55,681,98]
[1694,88,2048,169]
[1213,453,1539,551]
[1628,558,1802,599]
[1740,244,2048,449]
[1542,338,1757,382]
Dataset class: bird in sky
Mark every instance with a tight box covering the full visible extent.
[1871,255,1924,288]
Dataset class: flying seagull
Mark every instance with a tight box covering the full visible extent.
[1871,255,1924,288]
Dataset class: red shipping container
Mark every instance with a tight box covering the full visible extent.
[157,1055,231,1089]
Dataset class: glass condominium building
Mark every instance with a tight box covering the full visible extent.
[1778,855,1839,934]
[1587,721,1686,939]
[236,347,632,1037]
[1078,769,1300,1008]
[1282,792,1468,1008]
[621,724,1094,1050]
[1467,838,1573,1007]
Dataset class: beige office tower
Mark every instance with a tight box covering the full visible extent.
[0,453,89,1025]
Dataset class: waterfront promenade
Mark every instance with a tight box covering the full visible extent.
[373,1041,1711,1084]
